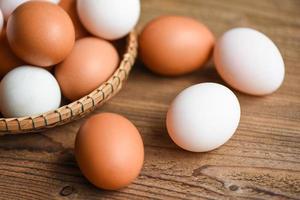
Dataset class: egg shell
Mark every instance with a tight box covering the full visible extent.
[0,28,24,79]
[36,0,61,4]
[139,15,215,76]
[6,1,75,67]
[43,0,61,4]
[0,0,29,21]
[59,0,89,39]
[77,0,140,40]
[0,9,3,34]
[55,37,119,101]
[166,83,240,152]
[0,66,61,117]
[0,1,61,22]
[214,28,285,95]
[75,113,144,190]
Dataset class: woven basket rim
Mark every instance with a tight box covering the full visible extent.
[0,30,138,134]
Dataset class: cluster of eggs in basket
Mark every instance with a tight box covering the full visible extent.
[0,0,139,117]
[0,0,285,191]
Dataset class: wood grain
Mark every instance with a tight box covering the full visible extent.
[0,0,299,199]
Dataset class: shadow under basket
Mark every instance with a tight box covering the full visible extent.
[0,31,138,135]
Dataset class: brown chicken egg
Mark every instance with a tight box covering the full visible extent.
[6,1,75,67]
[59,0,89,39]
[139,15,215,76]
[0,28,23,79]
[75,113,144,190]
[55,37,119,101]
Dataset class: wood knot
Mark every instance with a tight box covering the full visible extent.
[192,165,210,177]
[60,186,75,196]
[229,185,239,191]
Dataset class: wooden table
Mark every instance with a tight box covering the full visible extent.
[0,0,299,199]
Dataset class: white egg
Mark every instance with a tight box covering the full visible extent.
[0,66,61,117]
[77,0,140,40]
[214,28,285,95]
[0,0,29,21]
[166,83,240,152]
[0,9,3,34]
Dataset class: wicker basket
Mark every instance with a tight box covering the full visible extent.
[0,31,138,135]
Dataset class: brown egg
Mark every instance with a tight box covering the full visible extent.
[55,37,119,101]
[75,113,144,190]
[59,0,89,39]
[139,15,215,76]
[6,1,75,67]
[0,28,24,79]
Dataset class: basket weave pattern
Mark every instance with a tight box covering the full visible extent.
[0,31,138,134]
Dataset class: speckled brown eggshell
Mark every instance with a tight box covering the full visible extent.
[75,113,144,190]
[6,1,75,67]
[139,15,215,76]
[55,37,119,101]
